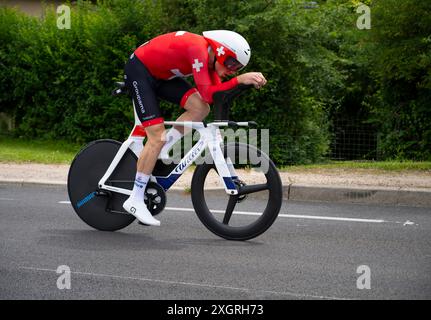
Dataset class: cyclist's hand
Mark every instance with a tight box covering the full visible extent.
[237,72,267,89]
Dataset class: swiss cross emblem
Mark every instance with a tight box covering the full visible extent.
[216,46,225,56]
[192,59,204,72]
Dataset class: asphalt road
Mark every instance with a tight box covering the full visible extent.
[0,183,430,300]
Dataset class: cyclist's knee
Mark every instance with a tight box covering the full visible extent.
[200,103,211,118]
[184,93,210,119]
[144,123,166,147]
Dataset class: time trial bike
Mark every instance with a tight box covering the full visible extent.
[67,83,283,240]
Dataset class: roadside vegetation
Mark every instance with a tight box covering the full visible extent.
[283,161,431,172]
[0,136,82,164]
[1,0,430,165]
[1,136,430,173]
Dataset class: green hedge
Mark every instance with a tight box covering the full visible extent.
[1,0,430,164]
[363,0,431,160]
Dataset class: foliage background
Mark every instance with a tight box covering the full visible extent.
[0,0,430,164]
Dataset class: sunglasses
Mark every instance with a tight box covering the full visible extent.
[223,56,244,72]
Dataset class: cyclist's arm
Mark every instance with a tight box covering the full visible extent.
[188,46,238,104]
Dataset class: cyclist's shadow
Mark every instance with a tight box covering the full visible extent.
[37,228,184,252]
[36,229,263,251]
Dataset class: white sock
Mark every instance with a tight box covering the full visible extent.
[160,127,183,158]
[130,172,150,201]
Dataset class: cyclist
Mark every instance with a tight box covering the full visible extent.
[123,30,267,226]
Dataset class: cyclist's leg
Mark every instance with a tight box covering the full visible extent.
[157,78,210,154]
[138,123,165,174]
[157,78,210,128]
[177,91,211,125]
[123,54,163,226]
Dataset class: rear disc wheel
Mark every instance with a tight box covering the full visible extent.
[67,139,137,231]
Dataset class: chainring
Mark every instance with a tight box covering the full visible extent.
[144,181,166,216]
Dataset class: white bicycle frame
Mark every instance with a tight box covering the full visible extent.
[97,101,250,197]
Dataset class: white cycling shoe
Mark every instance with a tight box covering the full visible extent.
[123,197,160,226]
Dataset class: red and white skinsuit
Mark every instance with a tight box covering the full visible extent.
[134,31,239,106]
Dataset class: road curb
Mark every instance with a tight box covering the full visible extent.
[1,179,430,207]
[285,184,431,207]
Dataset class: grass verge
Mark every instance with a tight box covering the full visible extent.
[281,161,431,172]
[1,137,430,171]
[0,136,83,164]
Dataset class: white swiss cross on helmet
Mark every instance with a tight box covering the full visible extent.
[203,30,251,72]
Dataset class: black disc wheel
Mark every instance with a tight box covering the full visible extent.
[67,139,137,231]
[191,143,283,241]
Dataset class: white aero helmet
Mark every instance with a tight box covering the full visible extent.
[203,30,251,71]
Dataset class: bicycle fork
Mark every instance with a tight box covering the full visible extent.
[205,126,239,195]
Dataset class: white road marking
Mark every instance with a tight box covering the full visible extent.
[164,206,386,223]
[0,198,15,201]
[59,200,388,224]
[19,266,353,300]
